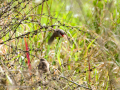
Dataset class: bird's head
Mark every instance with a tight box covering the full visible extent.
[40,59,45,62]
[56,29,65,37]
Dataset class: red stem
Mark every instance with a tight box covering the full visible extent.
[24,38,31,70]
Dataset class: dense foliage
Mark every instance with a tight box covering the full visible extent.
[0,0,120,90]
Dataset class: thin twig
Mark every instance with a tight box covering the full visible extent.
[60,75,92,90]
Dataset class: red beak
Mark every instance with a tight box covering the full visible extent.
[60,33,64,37]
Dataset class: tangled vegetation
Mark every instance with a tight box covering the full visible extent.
[0,0,120,90]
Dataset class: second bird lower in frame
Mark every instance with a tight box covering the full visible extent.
[38,58,49,77]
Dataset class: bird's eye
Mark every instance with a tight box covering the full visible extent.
[60,32,62,35]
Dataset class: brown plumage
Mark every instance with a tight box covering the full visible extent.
[38,59,49,74]
[48,28,78,49]
[48,29,65,45]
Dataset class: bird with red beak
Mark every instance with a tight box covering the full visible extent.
[48,29,65,45]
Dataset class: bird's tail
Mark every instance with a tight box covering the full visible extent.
[48,35,54,45]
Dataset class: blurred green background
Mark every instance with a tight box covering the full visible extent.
[0,0,120,90]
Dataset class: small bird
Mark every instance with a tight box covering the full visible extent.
[48,28,78,49]
[38,58,49,75]
[48,29,66,45]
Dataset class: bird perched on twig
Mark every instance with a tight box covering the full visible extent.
[48,28,78,49]
[48,29,66,45]
[38,58,49,76]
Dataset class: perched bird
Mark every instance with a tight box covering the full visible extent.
[48,28,78,49]
[38,58,49,75]
[48,29,66,45]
